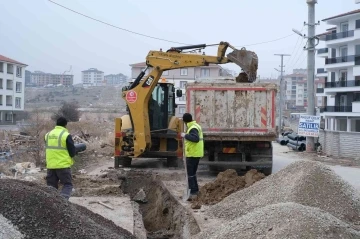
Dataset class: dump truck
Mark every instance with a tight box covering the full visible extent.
[185,79,277,175]
[114,42,259,168]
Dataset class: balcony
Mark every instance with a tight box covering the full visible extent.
[325,30,354,41]
[317,48,328,57]
[325,55,355,64]
[316,88,324,93]
[321,106,352,113]
[316,68,327,77]
[325,80,360,88]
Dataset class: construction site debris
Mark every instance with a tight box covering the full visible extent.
[0,179,135,239]
[0,214,24,239]
[191,169,265,209]
[89,200,114,210]
[134,188,148,204]
[195,202,360,239]
[207,161,360,228]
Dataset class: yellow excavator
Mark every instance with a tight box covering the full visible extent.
[114,42,258,168]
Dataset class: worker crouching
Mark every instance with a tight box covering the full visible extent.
[44,116,76,200]
[181,113,204,200]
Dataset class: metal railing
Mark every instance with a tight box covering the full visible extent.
[317,48,328,54]
[325,30,354,41]
[317,68,327,74]
[325,55,356,64]
[316,88,324,93]
[325,80,360,88]
[321,106,352,112]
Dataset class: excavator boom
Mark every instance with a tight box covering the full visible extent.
[119,42,258,157]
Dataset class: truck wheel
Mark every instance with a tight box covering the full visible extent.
[166,157,184,168]
[115,156,132,168]
[261,167,272,176]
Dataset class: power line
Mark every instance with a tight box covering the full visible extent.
[287,42,306,69]
[285,26,306,66]
[47,0,190,45]
[48,0,300,49]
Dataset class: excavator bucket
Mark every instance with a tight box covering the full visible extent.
[227,48,258,83]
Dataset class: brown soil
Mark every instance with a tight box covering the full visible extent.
[191,169,265,209]
[0,179,135,239]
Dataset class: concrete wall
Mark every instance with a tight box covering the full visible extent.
[319,130,360,158]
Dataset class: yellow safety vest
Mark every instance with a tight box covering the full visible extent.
[44,126,73,169]
[185,121,204,157]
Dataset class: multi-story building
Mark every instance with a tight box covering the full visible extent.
[0,54,27,124]
[316,4,360,157]
[284,69,324,112]
[81,68,104,87]
[104,73,128,86]
[30,71,74,87]
[130,62,224,117]
[25,70,31,87]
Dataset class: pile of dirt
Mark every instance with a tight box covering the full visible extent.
[207,161,360,228]
[195,202,360,239]
[191,169,265,209]
[0,179,136,239]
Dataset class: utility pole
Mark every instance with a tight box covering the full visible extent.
[306,0,318,152]
[274,54,290,135]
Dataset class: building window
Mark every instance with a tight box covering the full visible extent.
[180,68,188,76]
[0,62,3,72]
[7,64,13,74]
[180,95,186,101]
[0,79,2,89]
[16,66,22,77]
[357,20,360,29]
[16,82,22,93]
[292,85,296,89]
[179,106,186,114]
[0,95,2,105]
[180,81,187,89]
[15,97,21,108]
[298,94,303,98]
[200,68,210,77]
[162,70,169,76]
[5,113,13,121]
[6,80,13,90]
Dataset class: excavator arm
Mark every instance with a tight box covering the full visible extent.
[121,41,258,157]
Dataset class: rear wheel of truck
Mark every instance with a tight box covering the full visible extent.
[261,167,272,176]
[115,156,132,168]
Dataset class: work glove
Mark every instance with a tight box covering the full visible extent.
[181,133,186,138]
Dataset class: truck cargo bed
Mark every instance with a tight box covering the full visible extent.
[186,81,278,140]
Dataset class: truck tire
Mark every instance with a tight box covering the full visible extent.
[261,167,272,176]
[115,156,132,168]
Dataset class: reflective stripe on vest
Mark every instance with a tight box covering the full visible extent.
[45,130,68,150]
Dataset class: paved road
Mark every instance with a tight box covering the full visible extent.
[273,143,360,191]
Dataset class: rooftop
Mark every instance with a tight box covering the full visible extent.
[0,54,27,66]
[322,9,360,22]
[82,68,104,73]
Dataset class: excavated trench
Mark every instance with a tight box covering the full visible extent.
[72,170,200,239]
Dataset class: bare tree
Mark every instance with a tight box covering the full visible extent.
[52,101,81,122]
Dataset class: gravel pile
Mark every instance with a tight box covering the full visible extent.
[196,202,360,239]
[0,214,24,239]
[208,161,360,227]
[0,179,136,239]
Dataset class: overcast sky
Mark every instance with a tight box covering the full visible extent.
[1,0,358,83]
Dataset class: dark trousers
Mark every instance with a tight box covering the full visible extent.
[186,157,200,194]
[46,168,73,200]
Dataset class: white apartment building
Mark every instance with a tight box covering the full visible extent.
[0,55,27,124]
[284,69,324,112]
[130,62,224,117]
[104,73,128,86]
[316,8,360,132]
[81,68,104,87]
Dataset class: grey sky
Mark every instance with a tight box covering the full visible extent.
[1,0,357,83]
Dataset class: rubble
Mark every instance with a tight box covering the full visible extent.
[207,161,360,227]
[0,179,136,239]
[0,214,24,239]
[195,202,360,239]
[191,169,265,209]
